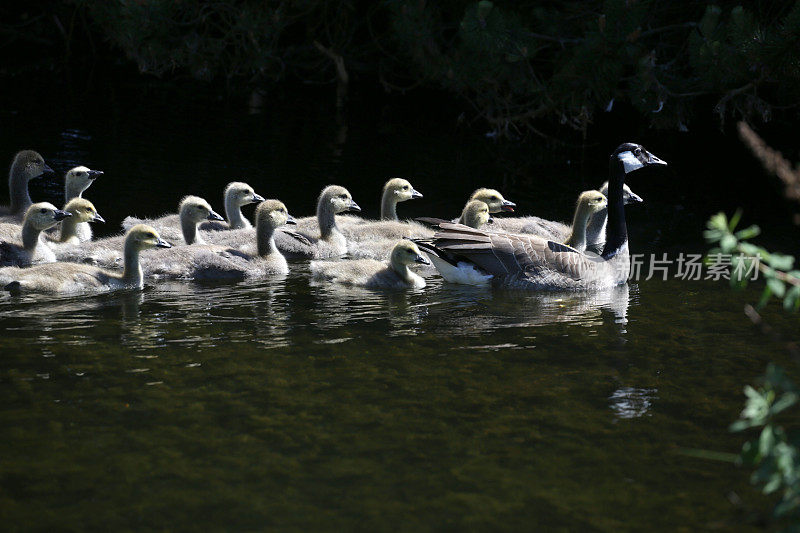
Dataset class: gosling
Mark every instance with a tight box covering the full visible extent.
[49,198,105,245]
[202,181,265,230]
[275,185,360,259]
[223,200,297,276]
[562,190,608,253]
[311,240,429,289]
[0,203,71,267]
[1,225,171,294]
[0,150,54,220]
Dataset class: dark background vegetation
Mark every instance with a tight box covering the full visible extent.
[2,1,800,248]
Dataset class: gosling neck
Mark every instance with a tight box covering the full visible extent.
[122,239,144,287]
[564,205,594,251]
[65,182,88,203]
[225,196,249,229]
[602,159,627,260]
[9,167,32,215]
[257,222,279,256]
[584,207,609,249]
[59,216,81,243]
[181,217,204,245]
[380,193,398,221]
[317,198,339,240]
[21,221,43,252]
[390,255,414,283]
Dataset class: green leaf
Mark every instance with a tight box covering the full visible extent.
[720,234,737,253]
[783,285,800,312]
[735,224,761,240]
[768,254,795,271]
[760,425,776,456]
[763,473,782,494]
[728,208,743,231]
[767,278,786,299]
[738,242,763,257]
[771,393,799,416]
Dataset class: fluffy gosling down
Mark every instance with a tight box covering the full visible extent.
[1,225,171,295]
[311,240,429,289]
[0,203,71,267]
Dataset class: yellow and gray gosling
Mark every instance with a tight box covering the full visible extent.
[50,198,105,245]
[222,200,297,276]
[311,240,429,289]
[0,150,54,219]
[1,224,171,294]
[203,181,265,230]
[469,188,516,214]
[177,195,224,244]
[275,185,360,259]
[0,202,71,266]
[380,178,423,221]
[458,200,493,229]
[562,191,608,253]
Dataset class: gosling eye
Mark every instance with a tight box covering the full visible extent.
[402,185,409,190]
[491,196,499,201]
[40,208,48,214]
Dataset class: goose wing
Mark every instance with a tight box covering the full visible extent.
[425,222,596,282]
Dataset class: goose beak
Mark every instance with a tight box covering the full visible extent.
[87,169,104,179]
[207,210,225,221]
[92,212,106,223]
[53,209,72,221]
[286,214,297,225]
[414,254,430,265]
[348,200,361,212]
[37,163,55,179]
[252,193,265,203]
[645,151,667,166]
[628,191,644,204]
[501,200,516,212]
[487,216,495,224]
[155,238,172,249]
[411,189,423,199]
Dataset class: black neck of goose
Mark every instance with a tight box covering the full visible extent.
[602,157,627,259]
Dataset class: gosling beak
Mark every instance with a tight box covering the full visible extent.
[92,212,106,223]
[348,200,361,212]
[53,209,72,221]
[411,189,423,199]
[487,216,495,224]
[155,238,172,249]
[207,210,225,221]
[37,163,55,179]
[645,151,667,166]
[286,214,297,225]
[252,193,265,203]
[87,169,104,179]
[628,191,644,204]
[414,255,430,265]
[501,200,516,212]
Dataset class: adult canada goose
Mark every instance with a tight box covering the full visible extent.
[415,143,666,290]
[275,185,360,259]
[311,240,429,289]
[561,190,608,253]
[491,183,642,243]
[201,181,265,230]
[0,150,54,219]
[415,200,493,237]
[0,202,71,267]
[48,198,105,245]
[1,225,171,294]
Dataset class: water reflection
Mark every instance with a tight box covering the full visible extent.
[609,387,659,419]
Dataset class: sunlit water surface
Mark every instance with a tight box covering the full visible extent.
[0,83,797,530]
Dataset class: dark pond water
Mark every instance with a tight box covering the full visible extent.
[1,80,798,530]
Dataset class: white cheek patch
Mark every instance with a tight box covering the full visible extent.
[618,151,644,173]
